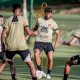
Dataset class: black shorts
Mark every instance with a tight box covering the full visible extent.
[34,42,54,54]
[6,49,31,62]
[0,51,5,60]
[68,55,80,65]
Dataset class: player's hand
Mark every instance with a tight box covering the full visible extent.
[62,41,68,45]
[34,31,38,36]
[55,42,60,48]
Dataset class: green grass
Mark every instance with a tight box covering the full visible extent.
[0,45,80,80]
[0,11,80,80]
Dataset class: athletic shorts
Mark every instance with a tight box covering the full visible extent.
[68,55,80,65]
[6,49,31,62]
[0,51,5,60]
[34,42,54,54]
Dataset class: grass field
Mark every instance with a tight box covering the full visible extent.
[0,11,80,80]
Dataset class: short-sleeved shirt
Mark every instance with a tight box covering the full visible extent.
[74,30,80,39]
[4,16,29,51]
[35,17,58,42]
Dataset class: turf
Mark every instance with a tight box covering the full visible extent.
[0,45,80,80]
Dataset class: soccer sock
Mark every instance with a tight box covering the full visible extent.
[32,77,37,80]
[47,70,51,75]
[11,74,16,80]
[63,74,68,80]
[37,65,42,71]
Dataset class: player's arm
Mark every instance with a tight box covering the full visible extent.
[62,36,78,46]
[32,23,38,31]
[24,18,38,36]
[53,21,60,48]
[55,29,60,48]
[24,26,38,36]
[1,28,8,51]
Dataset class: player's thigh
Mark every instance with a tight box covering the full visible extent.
[19,49,32,62]
[44,43,54,55]
[66,55,80,66]
[34,42,43,55]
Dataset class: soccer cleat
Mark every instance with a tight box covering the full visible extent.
[36,70,42,79]
[46,74,51,79]
[42,71,46,78]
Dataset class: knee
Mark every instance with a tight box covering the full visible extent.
[34,49,40,54]
[65,61,72,67]
[48,58,53,63]
[34,49,40,56]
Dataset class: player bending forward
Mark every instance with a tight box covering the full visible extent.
[33,7,60,79]
[62,30,80,80]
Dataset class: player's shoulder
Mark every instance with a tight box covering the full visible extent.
[50,18,57,25]
[7,16,13,21]
[50,18,56,23]
[37,17,44,21]
[18,16,28,21]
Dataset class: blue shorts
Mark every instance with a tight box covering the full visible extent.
[34,42,54,54]
[6,49,31,62]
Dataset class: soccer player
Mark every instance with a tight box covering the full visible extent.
[33,7,60,79]
[62,30,80,80]
[1,4,37,80]
[0,15,16,80]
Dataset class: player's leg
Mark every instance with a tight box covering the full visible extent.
[6,51,16,80]
[63,55,80,80]
[47,51,53,74]
[44,43,54,79]
[27,60,37,80]
[0,60,6,74]
[34,42,42,71]
[34,42,46,79]
[19,49,37,80]
[63,60,71,80]
[34,49,41,70]
[0,51,7,73]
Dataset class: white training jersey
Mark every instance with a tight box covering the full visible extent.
[35,17,58,42]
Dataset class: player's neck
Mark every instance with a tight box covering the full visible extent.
[13,14,20,17]
[44,17,51,20]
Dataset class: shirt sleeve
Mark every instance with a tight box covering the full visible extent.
[52,21,58,31]
[3,19,9,30]
[74,31,80,38]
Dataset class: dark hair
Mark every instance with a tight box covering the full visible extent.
[44,7,52,13]
[0,15,3,18]
[12,3,21,13]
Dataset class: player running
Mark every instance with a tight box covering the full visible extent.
[1,4,37,80]
[62,30,80,80]
[0,15,16,80]
[33,7,60,79]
